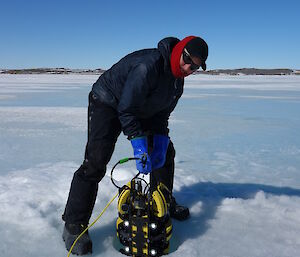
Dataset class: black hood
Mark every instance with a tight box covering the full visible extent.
[92,36,184,138]
[157,37,180,72]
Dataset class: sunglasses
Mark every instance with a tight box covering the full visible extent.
[183,48,201,71]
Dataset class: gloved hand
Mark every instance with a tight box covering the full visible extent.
[150,135,170,170]
[131,136,152,174]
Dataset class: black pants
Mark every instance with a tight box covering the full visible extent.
[63,92,175,225]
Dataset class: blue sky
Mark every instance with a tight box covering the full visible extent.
[1,0,299,70]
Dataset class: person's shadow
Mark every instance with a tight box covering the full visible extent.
[90,182,300,255]
[170,181,300,250]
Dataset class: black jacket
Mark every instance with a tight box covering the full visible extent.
[92,37,184,138]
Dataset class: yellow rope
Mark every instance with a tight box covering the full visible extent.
[67,192,119,257]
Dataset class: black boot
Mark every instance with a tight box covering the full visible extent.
[62,223,92,255]
[169,197,190,221]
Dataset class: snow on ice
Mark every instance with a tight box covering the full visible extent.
[1,74,300,257]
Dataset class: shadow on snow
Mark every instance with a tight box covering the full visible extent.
[90,182,300,255]
[171,182,300,249]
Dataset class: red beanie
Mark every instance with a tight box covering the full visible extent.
[170,36,196,78]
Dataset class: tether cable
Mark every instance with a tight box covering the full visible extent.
[67,192,118,257]
[67,157,140,257]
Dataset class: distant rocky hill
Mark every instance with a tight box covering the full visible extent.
[0,68,105,75]
[196,68,300,75]
[1,67,299,75]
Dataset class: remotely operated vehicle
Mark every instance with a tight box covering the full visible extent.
[66,157,173,257]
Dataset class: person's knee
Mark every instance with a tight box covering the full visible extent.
[75,162,106,183]
[80,139,115,182]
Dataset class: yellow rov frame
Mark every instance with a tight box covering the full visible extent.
[116,179,172,257]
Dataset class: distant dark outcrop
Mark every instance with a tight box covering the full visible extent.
[0,68,105,75]
[196,68,299,75]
